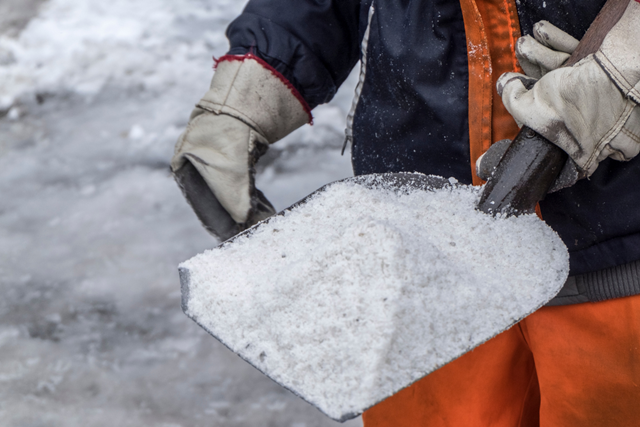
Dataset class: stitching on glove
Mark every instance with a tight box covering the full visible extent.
[586,101,637,171]
[630,83,640,105]
[221,61,243,112]
[194,108,265,141]
[196,100,265,136]
[248,129,269,164]
[215,54,313,124]
[595,51,637,100]
[621,127,640,145]
[184,153,210,167]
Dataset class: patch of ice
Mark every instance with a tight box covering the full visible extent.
[0,0,239,108]
[0,0,361,425]
[128,124,145,140]
[7,106,20,120]
[180,177,569,420]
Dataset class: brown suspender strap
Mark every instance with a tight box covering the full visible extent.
[459,0,522,185]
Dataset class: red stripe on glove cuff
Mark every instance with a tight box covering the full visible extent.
[214,54,313,125]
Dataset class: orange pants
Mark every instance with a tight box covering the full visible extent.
[363,294,640,426]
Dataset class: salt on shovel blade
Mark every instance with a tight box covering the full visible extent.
[179,172,569,422]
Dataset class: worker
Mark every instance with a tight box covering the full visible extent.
[171,0,640,425]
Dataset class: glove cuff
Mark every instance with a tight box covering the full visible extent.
[595,0,640,105]
[197,54,312,143]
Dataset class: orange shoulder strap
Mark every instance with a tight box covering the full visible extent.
[459,0,522,185]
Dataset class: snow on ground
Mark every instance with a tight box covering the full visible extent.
[0,0,360,426]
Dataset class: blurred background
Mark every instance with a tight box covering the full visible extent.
[0,0,361,425]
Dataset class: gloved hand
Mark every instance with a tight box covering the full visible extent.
[171,55,311,240]
[515,21,578,79]
[496,1,640,180]
[476,21,581,190]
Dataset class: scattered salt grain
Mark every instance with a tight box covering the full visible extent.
[180,176,568,421]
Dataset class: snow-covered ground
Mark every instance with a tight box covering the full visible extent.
[0,1,361,425]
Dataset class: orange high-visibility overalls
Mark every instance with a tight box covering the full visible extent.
[364,0,640,424]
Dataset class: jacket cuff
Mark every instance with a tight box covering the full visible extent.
[197,54,312,143]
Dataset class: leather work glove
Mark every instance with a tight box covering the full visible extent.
[516,21,578,79]
[171,55,311,241]
[496,1,640,181]
[476,21,581,191]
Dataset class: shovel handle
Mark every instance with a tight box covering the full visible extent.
[477,0,630,216]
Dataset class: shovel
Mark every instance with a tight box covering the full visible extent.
[176,0,628,421]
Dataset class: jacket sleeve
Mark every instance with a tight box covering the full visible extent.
[226,0,365,109]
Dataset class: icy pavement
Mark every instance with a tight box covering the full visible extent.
[0,0,360,426]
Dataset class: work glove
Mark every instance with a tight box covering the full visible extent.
[496,1,640,182]
[171,55,311,241]
[476,21,581,191]
[515,21,579,79]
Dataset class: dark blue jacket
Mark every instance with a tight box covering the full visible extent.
[226,0,640,278]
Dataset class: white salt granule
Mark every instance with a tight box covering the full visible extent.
[180,176,568,421]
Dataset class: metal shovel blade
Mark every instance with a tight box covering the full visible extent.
[179,172,568,421]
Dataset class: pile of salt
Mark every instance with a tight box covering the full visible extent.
[180,177,568,420]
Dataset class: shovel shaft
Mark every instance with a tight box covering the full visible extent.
[477,128,566,215]
[477,0,630,216]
